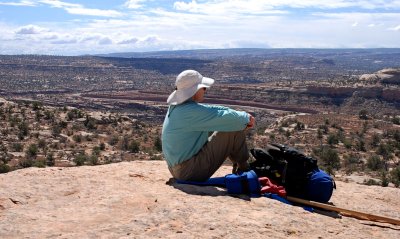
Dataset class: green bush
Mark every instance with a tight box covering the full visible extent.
[154,136,162,152]
[74,153,88,166]
[314,146,340,174]
[88,155,99,166]
[33,159,46,168]
[327,133,339,145]
[0,164,10,173]
[359,109,368,120]
[366,155,384,171]
[390,166,400,187]
[363,178,380,186]
[108,135,119,146]
[46,153,55,166]
[129,140,140,153]
[19,158,33,168]
[25,144,38,159]
[11,142,23,152]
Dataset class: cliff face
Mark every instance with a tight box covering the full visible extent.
[305,68,400,104]
[1,161,399,238]
[360,68,400,85]
[305,86,399,103]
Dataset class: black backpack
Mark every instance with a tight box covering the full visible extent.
[249,143,321,199]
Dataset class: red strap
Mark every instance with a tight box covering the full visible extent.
[259,177,287,197]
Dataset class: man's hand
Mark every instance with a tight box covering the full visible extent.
[246,114,255,130]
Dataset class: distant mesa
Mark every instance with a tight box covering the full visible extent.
[360,68,400,84]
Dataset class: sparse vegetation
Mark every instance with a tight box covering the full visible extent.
[0,53,398,188]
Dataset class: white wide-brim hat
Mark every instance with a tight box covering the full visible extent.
[167,70,214,105]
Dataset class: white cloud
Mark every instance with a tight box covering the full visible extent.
[65,7,122,17]
[39,0,123,17]
[388,25,400,31]
[98,37,112,45]
[118,38,139,45]
[51,38,77,44]
[0,0,36,6]
[15,24,48,34]
[124,0,146,9]
[172,0,400,15]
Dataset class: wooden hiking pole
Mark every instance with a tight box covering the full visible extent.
[287,196,400,226]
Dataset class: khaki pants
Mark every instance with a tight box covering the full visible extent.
[168,131,249,181]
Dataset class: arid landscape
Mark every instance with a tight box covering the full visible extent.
[1,49,399,186]
[0,49,399,237]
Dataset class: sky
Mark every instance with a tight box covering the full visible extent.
[0,0,399,55]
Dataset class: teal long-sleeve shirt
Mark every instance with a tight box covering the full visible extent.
[161,100,250,167]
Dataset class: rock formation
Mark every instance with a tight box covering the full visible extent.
[1,161,399,238]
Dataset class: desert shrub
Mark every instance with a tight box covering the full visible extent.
[108,135,119,146]
[376,143,393,160]
[12,142,24,152]
[0,164,10,173]
[44,110,55,121]
[295,121,305,131]
[363,178,380,186]
[46,152,55,166]
[73,134,82,143]
[84,116,97,130]
[355,138,366,152]
[33,159,46,168]
[392,116,400,125]
[370,133,381,148]
[17,121,29,139]
[380,171,389,187]
[99,142,105,150]
[327,133,339,145]
[129,140,140,153]
[313,146,340,174]
[120,136,130,151]
[32,101,42,111]
[74,153,88,166]
[38,139,47,149]
[25,144,38,159]
[359,109,368,120]
[366,155,384,171]
[342,138,352,149]
[154,136,162,152]
[318,124,329,134]
[52,123,61,136]
[343,154,363,174]
[59,121,68,129]
[19,158,33,168]
[88,155,99,166]
[150,154,163,160]
[390,165,400,187]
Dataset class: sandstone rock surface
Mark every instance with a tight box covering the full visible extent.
[1,161,400,238]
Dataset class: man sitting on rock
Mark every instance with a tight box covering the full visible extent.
[162,69,255,181]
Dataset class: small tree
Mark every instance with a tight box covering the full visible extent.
[129,140,140,153]
[314,146,340,174]
[366,155,384,171]
[154,136,162,152]
[46,152,55,166]
[390,165,400,187]
[370,133,381,148]
[74,153,88,166]
[359,109,368,120]
[327,133,339,145]
[25,144,38,159]
[17,121,29,139]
